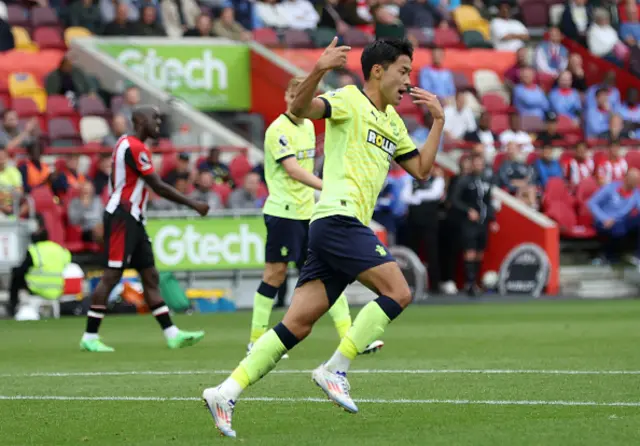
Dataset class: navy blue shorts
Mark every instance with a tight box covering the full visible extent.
[297,215,395,303]
[264,215,309,266]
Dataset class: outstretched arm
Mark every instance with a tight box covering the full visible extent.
[281,157,323,190]
[143,173,209,216]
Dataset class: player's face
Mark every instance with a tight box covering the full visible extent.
[381,55,412,106]
[147,112,161,138]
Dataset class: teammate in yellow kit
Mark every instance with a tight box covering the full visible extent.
[203,37,444,438]
[248,77,383,357]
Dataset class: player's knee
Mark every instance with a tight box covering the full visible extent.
[103,270,123,289]
[388,284,412,309]
[263,263,287,286]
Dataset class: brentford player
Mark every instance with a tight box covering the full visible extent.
[79,106,209,352]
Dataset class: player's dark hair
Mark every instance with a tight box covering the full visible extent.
[361,38,414,81]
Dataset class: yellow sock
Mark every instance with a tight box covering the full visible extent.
[238,329,288,385]
[328,293,352,339]
[337,335,358,360]
[250,292,274,343]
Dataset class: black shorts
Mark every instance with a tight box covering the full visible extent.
[296,215,395,304]
[461,221,488,252]
[103,208,155,271]
[264,215,309,266]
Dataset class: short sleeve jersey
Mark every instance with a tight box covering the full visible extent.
[312,85,418,225]
[263,114,316,220]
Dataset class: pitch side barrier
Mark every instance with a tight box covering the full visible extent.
[144,210,426,299]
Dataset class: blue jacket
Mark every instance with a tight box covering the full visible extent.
[419,67,455,99]
[534,158,563,188]
[588,181,640,223]
[621,104,640,124]
[586,85,621,112]
[549,88,582,119]
[585,106,610,138]
[513,84,550,119]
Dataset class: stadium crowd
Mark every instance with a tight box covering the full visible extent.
[0,0,639,292]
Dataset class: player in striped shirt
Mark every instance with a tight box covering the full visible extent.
[79,107,210,352]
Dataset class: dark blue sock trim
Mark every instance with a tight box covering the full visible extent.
[273,322,300,350]
[374,295,403,321]
[258,281,279,299]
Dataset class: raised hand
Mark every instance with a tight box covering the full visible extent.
[194,202,210,217]
[315,37,351,72]
[409,87,444,121]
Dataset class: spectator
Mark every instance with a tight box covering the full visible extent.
[620,88,640,127]
[588,8,627,67]
[152,172,192,211]
[504,47,533,87]
[92,153,112,195]
[567,53,587,92]
[596,140,628,185]
[588,168,640,263]
[563,141,594,187]
[138,5,165,35]
[103,114,129,147]
[513,67,550,120]
[535,26,569,77]
[228,171,263,209]
[464,111,496,159]
[118,86,140,125]
[620,1,640,48]
[190,170,223,210]
[536,112,563,144]
[100,0,139,23]
[317,0,372,33]
[164,152,191,186]
[68,181,104,242]
[600,114,635,141]
[0,147,23,216]
[68,0,103,34]
[418,47,455,104]
[161,0,200,37]
[384,162,412,243]
[586,71,621,111]
[18,142,51,194]
[490,1,529,52]
[230,0,255,31]
[585,88,612,138]
[52,153,85,196]
[102,2,139,35]
[0,110,37,150]
[451,153,496,297]
[498,141,537,208]
[256,0,289,28]
[399,0,437,29]
[184,13,215,36]
[549,71,582,120]
[324,68,361,90]
[0,14,14,52]
[44,56,95,103]
[198,147,232,185]
[401,166,445,293]
[533,143,563,188]
[499,113,535,153]
[278,0,320,30]
[213,6,252,41]
[560,0,591,47]
[373,178,399,237]
[443,91,476,141]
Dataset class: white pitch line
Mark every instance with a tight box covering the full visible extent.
[2,395,640,407]
[4,369,640,378]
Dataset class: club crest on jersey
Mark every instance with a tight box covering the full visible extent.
[138,152,152,171]
[279,135,288,147]
[366,129,397,158]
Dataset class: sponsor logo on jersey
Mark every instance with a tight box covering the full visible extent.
[296,149,316,160]
[366,130,397,158]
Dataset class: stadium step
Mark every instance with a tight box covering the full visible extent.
[562,278,639,299]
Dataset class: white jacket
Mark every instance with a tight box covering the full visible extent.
[161,0,201,38]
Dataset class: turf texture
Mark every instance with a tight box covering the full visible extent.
[1,299,640,445]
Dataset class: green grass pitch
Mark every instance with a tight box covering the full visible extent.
[1,299,640,445]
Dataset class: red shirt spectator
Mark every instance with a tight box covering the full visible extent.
[596,143,628,185]
[563,142,595,186]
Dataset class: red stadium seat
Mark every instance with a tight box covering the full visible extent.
[526,151,538,165]
[452,71,472,91]
[46,95,75,117]
[12,97,40,118]
[521,115,544,133]
[626,150,640,169]
[78,95,108,117]
[159,152,177,178]
[229,154,252,187]
[212,182,232,206]
[490,113,509,134]
[31,7,60,28]
[481,93,509,113]
[33,27,66,51]
[493,152,507,171]
[41,209,66,245]
[434,28,461,48]
[31,186,57,212]
[575,176,598,205]
[252,29,280,47]
[7,5,29,27]
[545,201,596,238]
[342,29,373,47]
[283,29,313,48]
[395,94,420,116]
[543,177,574,209]
[407,28,432,47]
[521,1,549,28]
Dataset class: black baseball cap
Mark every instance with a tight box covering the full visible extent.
[178,152,190,160]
